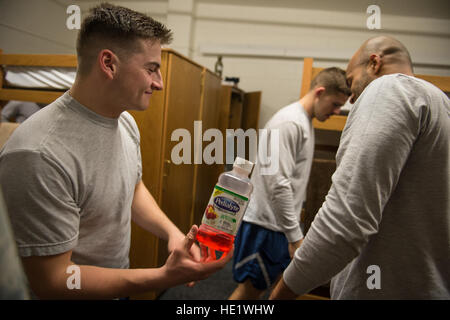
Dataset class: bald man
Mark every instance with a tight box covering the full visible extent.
[270,36,450,299]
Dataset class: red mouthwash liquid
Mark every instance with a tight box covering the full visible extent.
[196,224,235,253]
[197,157,254,259]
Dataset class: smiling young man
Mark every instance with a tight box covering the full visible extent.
[229,68,350,300]
[0,3,231,299]
[271,36,450,300]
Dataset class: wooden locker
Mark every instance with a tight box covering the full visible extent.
[219,86,244,170]
[154,52,204,275]
[241,91,262,162]
[241,91,261,131]
[191,69,222,228]
[228,88,244,130]
[128,50,170,300]
[159,52,203,236]
[219,86,262,167]
[128,50,207,299]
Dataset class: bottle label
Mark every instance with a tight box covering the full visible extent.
[201,185,249,236]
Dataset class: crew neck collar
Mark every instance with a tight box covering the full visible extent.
[62,91,120,128]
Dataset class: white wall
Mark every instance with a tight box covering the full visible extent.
[190,2,450,126]
[0,0,167,54]
[1,0,449,127]
[0,0,76,53]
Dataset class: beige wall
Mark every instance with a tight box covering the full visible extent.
[1,0,449,127]
[190,2,450,126]
[0,0,75,53]
[0,0,167,54]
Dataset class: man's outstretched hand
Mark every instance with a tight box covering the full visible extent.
[162,225,233,288]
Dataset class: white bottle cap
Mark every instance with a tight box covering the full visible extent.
[233,157,254,175]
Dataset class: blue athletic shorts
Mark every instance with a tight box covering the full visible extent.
[232,221,291,290]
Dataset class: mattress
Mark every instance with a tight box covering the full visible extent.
[4,66,76,90]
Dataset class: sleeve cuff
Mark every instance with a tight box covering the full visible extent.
[18,233,78,257]
[284,226,304,243]
[283,259,315,296]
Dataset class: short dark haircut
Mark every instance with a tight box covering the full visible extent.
[310,67,351,96]
[76,3,173,76]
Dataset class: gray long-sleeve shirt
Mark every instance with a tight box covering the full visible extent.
[283,74,450,299]
[244,101,314,242]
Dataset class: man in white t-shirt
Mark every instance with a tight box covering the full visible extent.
[229,67,350,299]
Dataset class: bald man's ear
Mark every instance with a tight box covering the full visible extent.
[368,54,382,75]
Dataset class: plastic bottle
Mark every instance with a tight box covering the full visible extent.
[196,157,254,259]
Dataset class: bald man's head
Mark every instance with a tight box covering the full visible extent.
[346,36,414,103]
[357,36,413,71]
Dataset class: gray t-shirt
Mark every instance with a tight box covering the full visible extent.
[0,92,142,269]
[283,74,450,299]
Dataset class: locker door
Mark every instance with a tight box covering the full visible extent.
[191,70,222,227]
[160,53,203,235]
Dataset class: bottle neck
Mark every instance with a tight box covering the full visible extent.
[233,166,250,178]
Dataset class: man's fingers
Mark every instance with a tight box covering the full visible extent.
[220,245,234,263]
[199,243,209,262]
[209,247,216,260]
[205,246,234,268]
[184,225,198,251]
[190,243,202,262]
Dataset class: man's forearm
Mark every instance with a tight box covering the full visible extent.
[25,225,231,300]
[31,263,168,299]
[269,277,298,300]
[22,246,172,300]
[131,181,181,241]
